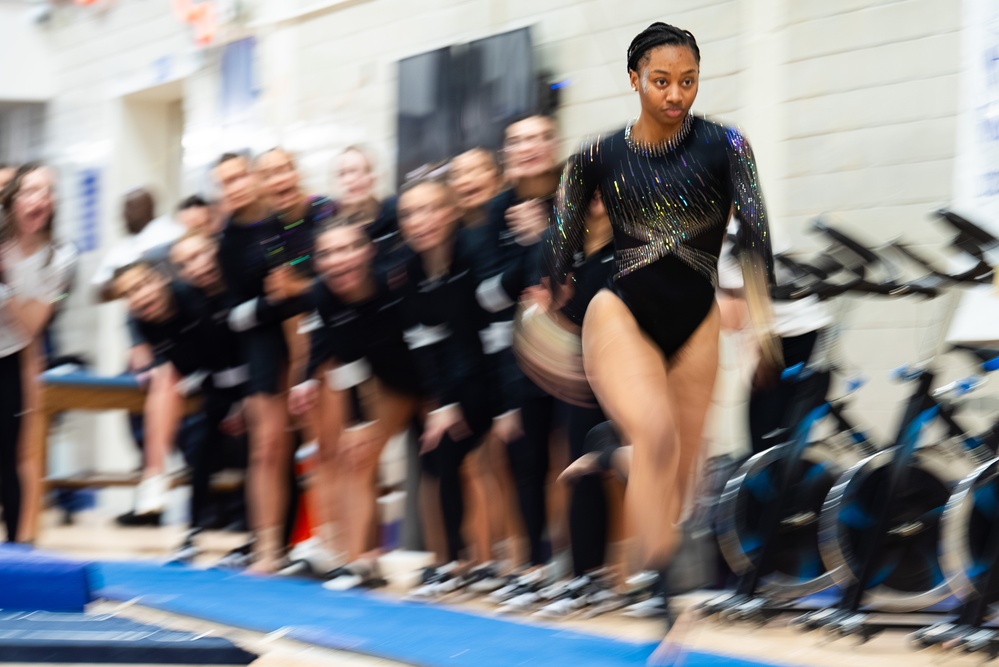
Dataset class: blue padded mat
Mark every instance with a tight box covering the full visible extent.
[0,611,255,663]
[96,561,793,667]
[41,369,140,388]
[0,545,95,613]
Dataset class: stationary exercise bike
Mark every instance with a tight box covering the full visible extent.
[704,224,927,622]
[795,216,999,640]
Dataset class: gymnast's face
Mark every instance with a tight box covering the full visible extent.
[116,266,171,324]
[255,149,302,215]
[171,235,222,292]
[504,116,558,181]
[214,156,259,216]
[448,149,501,212]
[398,183,458,255]
[315,224,374,298]
[630,45,699,131]
[337,149,377,206]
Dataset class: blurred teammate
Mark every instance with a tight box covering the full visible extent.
[288,222,419,588]
[216,152,296,573]
[476,114,565,594]
[448,148,502,229]
[396,178,497,597]
[113,234,247,559]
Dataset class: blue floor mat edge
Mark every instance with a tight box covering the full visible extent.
[95,560,792,667]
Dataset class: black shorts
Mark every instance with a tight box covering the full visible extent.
[239,325,288,396]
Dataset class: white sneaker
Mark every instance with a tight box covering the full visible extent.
[623,595,669,619]
[288,538,344,574]
[134,474,169,515]
[499,590,542,613]
[322,572,365,591]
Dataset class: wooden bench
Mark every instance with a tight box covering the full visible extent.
[33,370,206,529]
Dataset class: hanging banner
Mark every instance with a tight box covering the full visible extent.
[954,0,999,223]
[947,0,999,346]
[77,168,100,254]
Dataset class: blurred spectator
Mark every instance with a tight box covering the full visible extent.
[0,164,16,194]
[91,188,183,302]
[0,164,78,542]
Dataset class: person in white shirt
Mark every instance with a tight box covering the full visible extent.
[0,164,78,542]
[91,188,184,303]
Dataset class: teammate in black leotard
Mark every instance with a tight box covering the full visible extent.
[395,178,498,595]
[333,146,403,272]
[544,24,778,663]
[524,191,616,593]
[476,115,566,583]
[286,221,419,588]
[445,148,509,589]
[113,238,246,560]
[215,151,316,573]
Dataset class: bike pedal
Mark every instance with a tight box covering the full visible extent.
[909,622,957,649]
[960,629,997,654]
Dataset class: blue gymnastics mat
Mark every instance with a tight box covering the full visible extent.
[0,545,95,613]
[96,561,793,667]
[0,611,255,663]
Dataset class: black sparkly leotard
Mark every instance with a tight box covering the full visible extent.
[546,114,774,359]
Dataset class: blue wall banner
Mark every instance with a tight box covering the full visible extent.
[77,168,100,254]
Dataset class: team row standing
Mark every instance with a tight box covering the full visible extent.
[104,22,780,666]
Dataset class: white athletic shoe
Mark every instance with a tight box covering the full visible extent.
[407,562,459,601]
[465,563,505,594]
[287,538,344,574]
[499,590,543,614]
[623,595,670,619]
[487,567,548,605]
[134,474,169,515]
[322,572,365,591]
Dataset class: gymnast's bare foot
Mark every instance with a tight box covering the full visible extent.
[647,604,696,666]
[558,451,603,484]
[245,555,280,575]
[558,445,632,484]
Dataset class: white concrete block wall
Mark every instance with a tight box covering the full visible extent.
[777,0,965,441]
[0,0,978,470]
[272,0,747,192]
[7,1,209,491]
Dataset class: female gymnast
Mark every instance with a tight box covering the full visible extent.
[545,23,779,663]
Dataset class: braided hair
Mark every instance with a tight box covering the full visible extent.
[627,23,700,73]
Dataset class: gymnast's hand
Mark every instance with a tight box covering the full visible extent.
[491,409,523,445]
[420,404,471,454]
[752,355,779,392]
[220,403,246,437]
[265,265,311,303]
[288,379,320,416]
[539,276,574,312]
[522,284,551,313]
[128,343,154,375]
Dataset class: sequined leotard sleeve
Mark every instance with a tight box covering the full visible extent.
[545,114,774,359]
